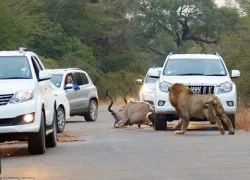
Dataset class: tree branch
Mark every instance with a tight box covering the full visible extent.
[147,46,166,57]
[184,35,218,44]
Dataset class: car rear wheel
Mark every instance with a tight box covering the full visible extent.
[84,99,98,121]
[154,114,167,130]
[56,106,65,133]
[28,111,46,154]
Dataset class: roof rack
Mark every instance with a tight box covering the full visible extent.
[19,47,29,53]
[214,52,219,55]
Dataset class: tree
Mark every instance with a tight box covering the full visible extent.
[212,1,250,104]
[0,0,39,50]
[133,0,239,52]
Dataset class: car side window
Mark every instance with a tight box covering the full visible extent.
[33,56,44,70]
[80,73,89,85]
[31,56,42,79]
[72,72,84,86]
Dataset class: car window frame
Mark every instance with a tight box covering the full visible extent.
[72,72,84,86]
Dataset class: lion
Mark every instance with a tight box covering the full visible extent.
[168,83,235,135]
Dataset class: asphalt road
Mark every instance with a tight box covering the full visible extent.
[1,106,250,180]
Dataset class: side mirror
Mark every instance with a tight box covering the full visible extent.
[136,79,143,85]
[39,70,52,81]
[231,70,240,78]
[65,83,74,90]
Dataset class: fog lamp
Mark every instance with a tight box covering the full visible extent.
[23,114,34,123]
[227,101,234,107]
[158,101,165,106]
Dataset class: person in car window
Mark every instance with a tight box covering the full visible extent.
[65,74,80,91]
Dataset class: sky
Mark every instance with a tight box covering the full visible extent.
[215,0,226,6]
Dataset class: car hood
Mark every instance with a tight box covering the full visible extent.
[0,79,35,94]
[160,75,231,86]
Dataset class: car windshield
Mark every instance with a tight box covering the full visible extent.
[50,74,63,88]
[163,58,227,76]
[0,56,32,79]
[145,75,159,83]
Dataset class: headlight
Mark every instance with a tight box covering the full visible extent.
[10,90,34,104]
[159,81,171,93]
[217,82,233,94]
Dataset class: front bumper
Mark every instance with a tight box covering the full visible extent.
[154,87,237,115]
[0,99,42,134]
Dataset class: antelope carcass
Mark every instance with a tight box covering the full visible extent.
[106,90,154,128]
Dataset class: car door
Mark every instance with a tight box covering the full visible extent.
[72,72,90,110]
[31,56,54,125]
[64,72,81,112]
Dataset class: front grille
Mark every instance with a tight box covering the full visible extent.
[0,94,13,106]
[188,86,214,95]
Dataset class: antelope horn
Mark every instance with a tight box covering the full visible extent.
[106,89,119,127]
[106,89,114,113]
[123,87,131,104]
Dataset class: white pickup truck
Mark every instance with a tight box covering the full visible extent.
[153,53,240,130]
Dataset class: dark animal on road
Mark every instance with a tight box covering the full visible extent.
[106,90,154,128]
[168,83,235,135]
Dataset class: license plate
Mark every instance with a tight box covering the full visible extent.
[188,86,214,94]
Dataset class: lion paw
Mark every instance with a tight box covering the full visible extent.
[175,130,185,134]
[228,131,235,135]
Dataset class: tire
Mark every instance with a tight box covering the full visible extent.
[56,106,65,133]
[154,114,167,130]
[28,111,46,154]
[222,114,235,130]
[84,99,98,122]
[46,109,57,148]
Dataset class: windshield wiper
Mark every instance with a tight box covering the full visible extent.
[176,73,205,76]
[204,74,225,76]
[0,77,30,79]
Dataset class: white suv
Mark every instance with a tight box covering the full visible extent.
[0,48,57,154]
[153,53,240,130]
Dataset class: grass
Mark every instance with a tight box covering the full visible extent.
[236,99,250,131]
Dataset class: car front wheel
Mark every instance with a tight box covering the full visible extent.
[56,106,65,133]
[84,100,98,121]
[154,114,167,130]
[28,111,46,154]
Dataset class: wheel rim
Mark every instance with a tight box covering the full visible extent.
[90,101,98,120]
[57,109,65,129]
